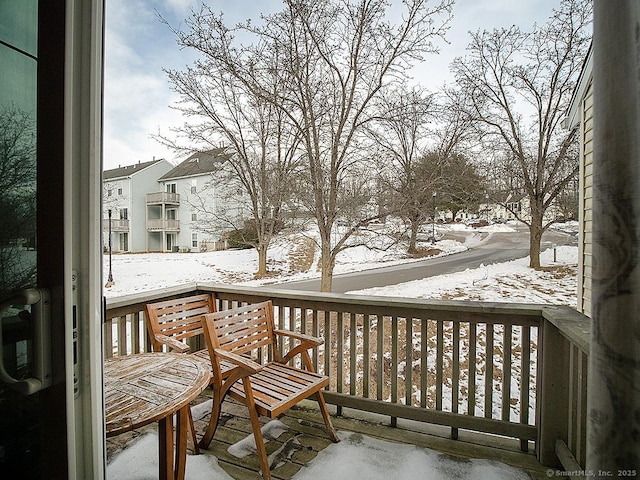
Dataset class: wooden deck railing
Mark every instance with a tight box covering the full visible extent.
[104,283,590,470]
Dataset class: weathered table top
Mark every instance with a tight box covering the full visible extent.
[104,353,210,437]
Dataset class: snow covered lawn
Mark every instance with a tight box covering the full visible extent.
[103,222,578,307]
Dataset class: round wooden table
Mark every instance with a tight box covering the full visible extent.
[105,353,210,480]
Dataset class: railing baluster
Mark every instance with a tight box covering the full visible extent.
[376,315,383,401]
[363,313,371,399]
[578,351,588,466]
[569,343,578,456]
[485,323,494,419]
[118,316,127,356]
[323,310,331,386]
[104,319,113,358]
[502,322,512,423]
[405,317,413,407]
[391,315,398,427]
[131,312,140,354]
[436,320,443,411]
[142,313,150,353]
[350,312,357,396]
[312,309,319,371]
[300,307,307,335]
[452,320,460,439]
[420,317,427,409]
[520,325,531,452]
[337,311,344,396]
[468,322,477,417]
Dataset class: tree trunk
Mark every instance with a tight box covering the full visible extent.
[529,204,544,268]
[408,218,419,254]
[256,243,268,276]
[318,238,335,292]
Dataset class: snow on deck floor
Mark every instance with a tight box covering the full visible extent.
[107,419,531,480]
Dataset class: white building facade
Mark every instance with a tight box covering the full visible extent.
[103,159,174,252]
[103,150,243,253]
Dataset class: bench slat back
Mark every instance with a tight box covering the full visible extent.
[145,294,216,351]
[207,301,276,358]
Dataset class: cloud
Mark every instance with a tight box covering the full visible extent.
[102,0,563,170]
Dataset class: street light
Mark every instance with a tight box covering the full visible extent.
[484,193,490,222]
[432,192,437,244]
[105,208,114,287]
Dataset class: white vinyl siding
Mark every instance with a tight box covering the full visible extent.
[578,80,594,317]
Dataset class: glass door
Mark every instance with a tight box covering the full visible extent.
[0,1,105,478]
[0,1,66,476]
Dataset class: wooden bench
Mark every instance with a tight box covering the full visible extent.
[199,300,339,480]
[145,293,217,453]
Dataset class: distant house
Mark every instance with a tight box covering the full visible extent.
[103,159,174,252]
[155,148,243,252]
[565,45,593,317]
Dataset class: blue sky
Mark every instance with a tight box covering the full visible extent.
[103,0,562,170]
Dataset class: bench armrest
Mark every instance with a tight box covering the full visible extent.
[274,329,324,347]
[274,329,324,366]
[213,348,263,375]
[154,334,190,353]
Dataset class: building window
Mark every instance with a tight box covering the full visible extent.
[191,186,197,194]
[166,183,177,193]
[192,233,198,248]
[120,208,128,220]
[107,189,112,197]
[191,213,197,221]
[117,187,122,195]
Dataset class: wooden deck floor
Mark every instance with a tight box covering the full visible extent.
[106,389,551,479]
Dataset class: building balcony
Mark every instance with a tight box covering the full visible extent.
[102,218,129,232]
[104,284,590,479]
[146,191,180,205]
[146,219,180,231]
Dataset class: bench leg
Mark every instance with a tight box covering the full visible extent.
[316,390,340,443]
[175,406,189,480]
[187,407,200,455]
[198,386,223,449]
[243,379,271,480]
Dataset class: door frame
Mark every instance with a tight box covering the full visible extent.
[63,0,105,477]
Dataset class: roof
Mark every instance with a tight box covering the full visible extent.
[159,148,231,181]
[565,42,593,130]
[103,159,167,180]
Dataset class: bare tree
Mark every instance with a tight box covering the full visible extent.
[451,0,591,268]
[159,46,303,276]
[370,87,437,253]
[168,0,453,291]
[0,105,37,295]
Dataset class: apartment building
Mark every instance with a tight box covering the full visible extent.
[103,149,241,253]
[103,158,174,252]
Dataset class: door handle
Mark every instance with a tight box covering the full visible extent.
[0,288,51,395]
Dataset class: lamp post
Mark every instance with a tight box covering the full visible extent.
[432,192,437,244]
[105,208,114,287]
[484,193,489,222]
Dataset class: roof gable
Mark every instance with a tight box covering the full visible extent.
[103,159,168,180]
[159,148,231,181]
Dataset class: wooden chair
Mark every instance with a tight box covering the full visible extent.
[145,293,217,453]
[199,300,339,480]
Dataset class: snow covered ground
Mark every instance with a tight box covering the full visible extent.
[103,221,578,307]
